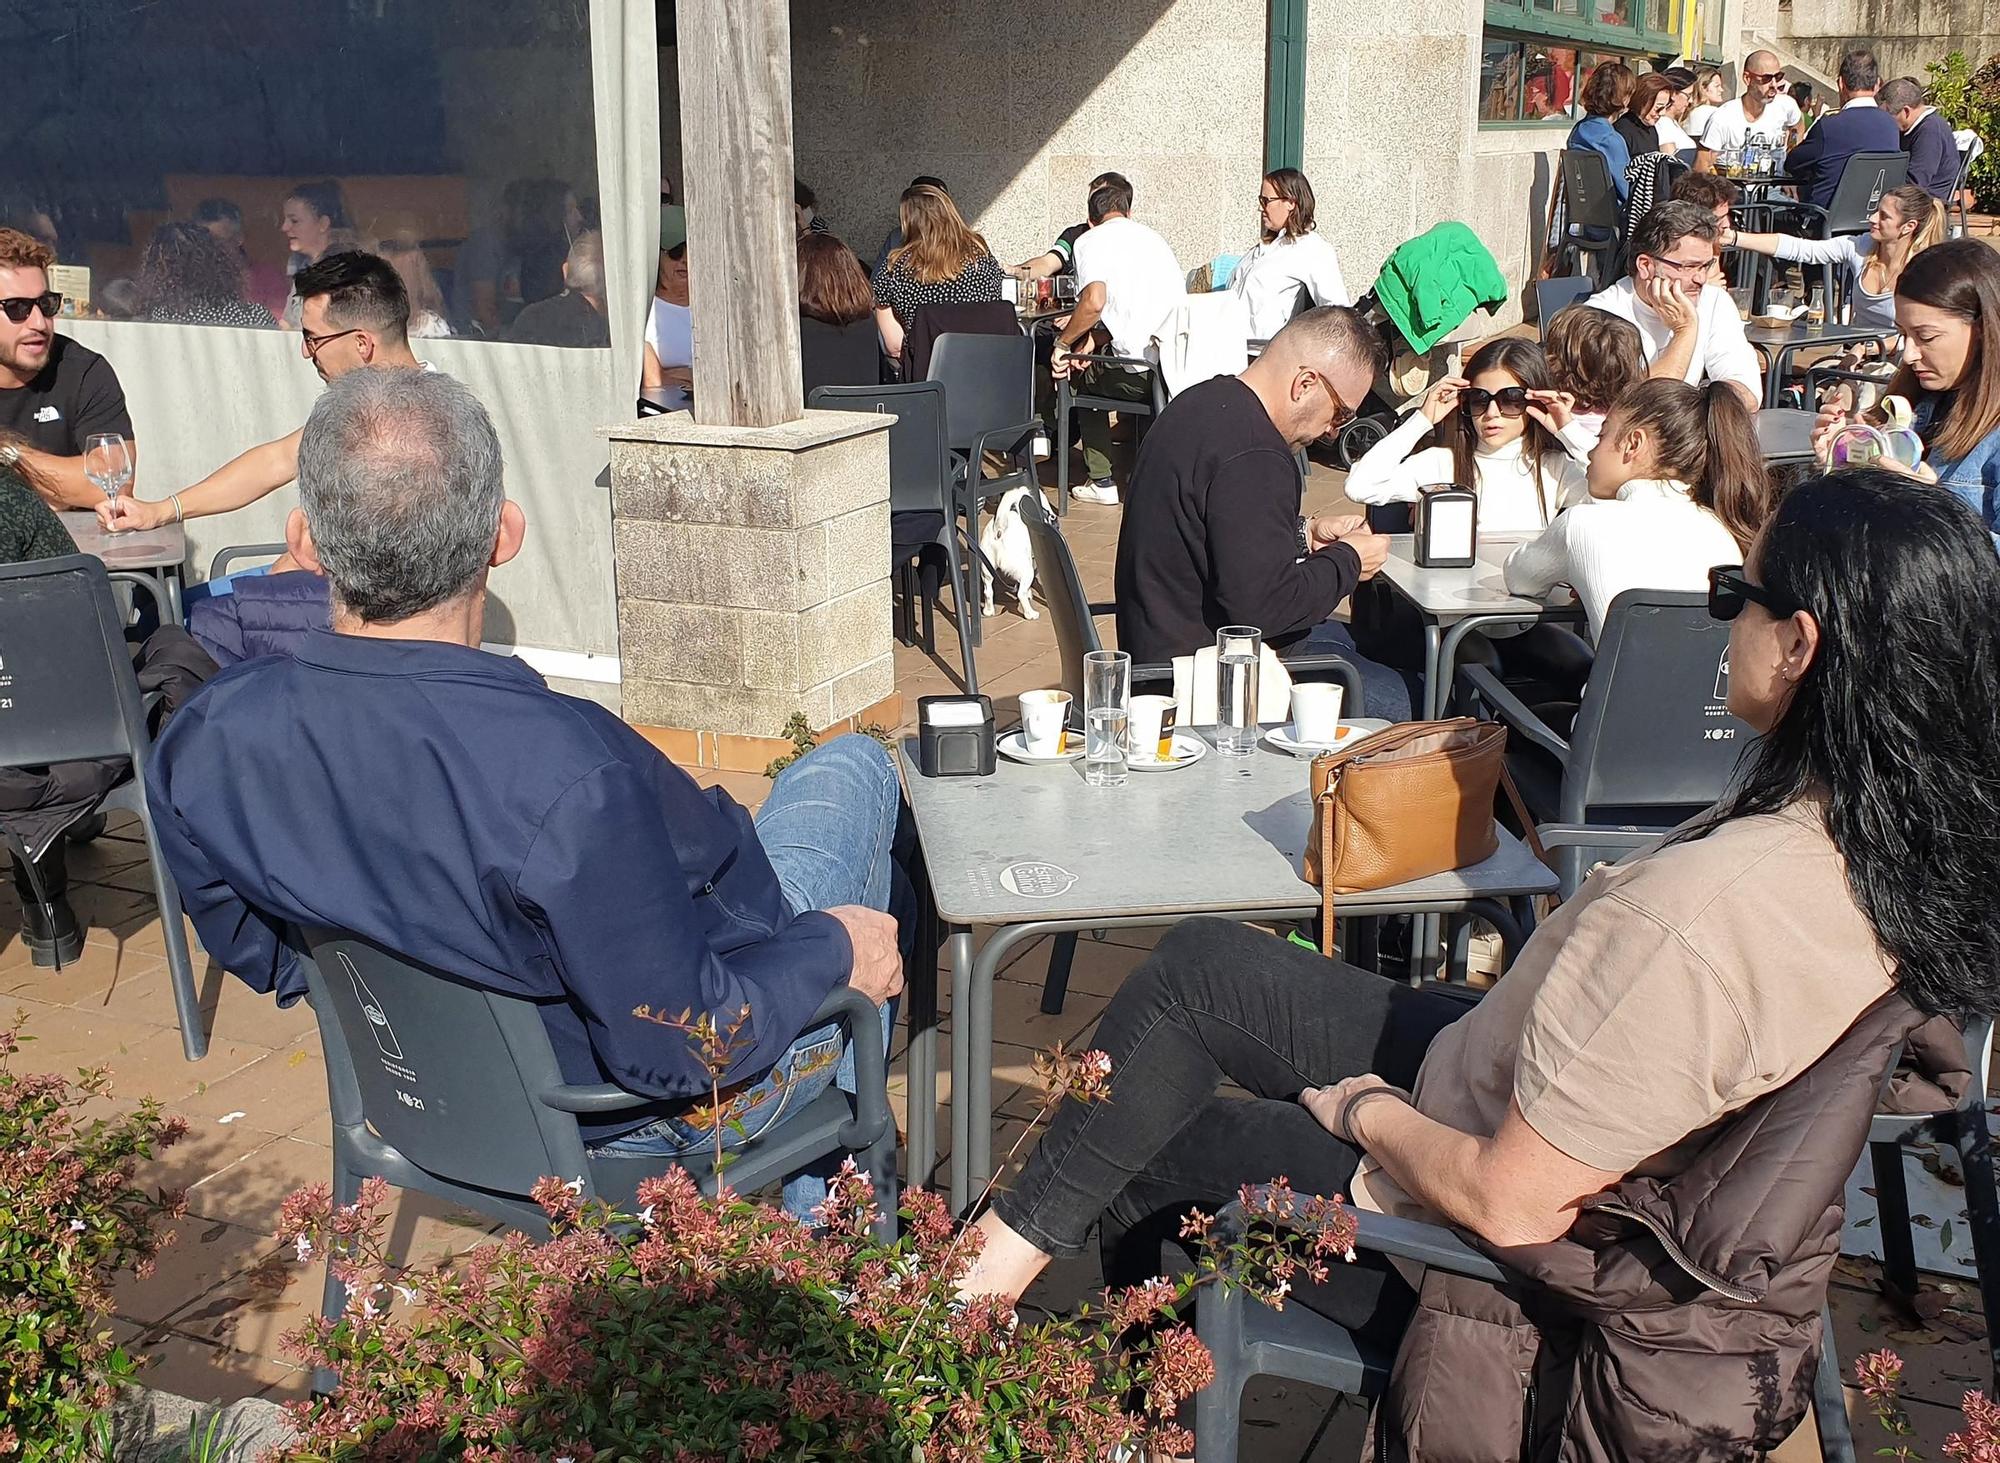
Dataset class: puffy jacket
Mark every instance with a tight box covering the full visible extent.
[187,568,331,667]
[1372,222,1510,356]
[1373,991,1926,1462]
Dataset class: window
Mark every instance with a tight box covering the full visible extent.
[3,0,606,348]
[1480,0,1683,125]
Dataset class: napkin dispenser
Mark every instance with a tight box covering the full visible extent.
[1415,484,1478,569]
[916,694,995,777]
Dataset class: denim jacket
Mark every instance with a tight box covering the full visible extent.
[1914,392,2000,552]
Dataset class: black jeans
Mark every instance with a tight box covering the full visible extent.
[993,918,1469,1341]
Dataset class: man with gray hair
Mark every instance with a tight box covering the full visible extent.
[1881,77,1961,201]
[506,230,610,348]
[149,366,912,1221]
[1785,47,1901,210]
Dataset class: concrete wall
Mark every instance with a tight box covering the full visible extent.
[1779,0,1997,86]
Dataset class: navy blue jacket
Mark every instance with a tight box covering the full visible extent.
[147,631,853,1139]
[1786,101,1904,210]
[1904,109,1961,200]
[187,569,331,667]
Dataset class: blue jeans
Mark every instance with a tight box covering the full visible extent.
[1292,620,1416,722]
[591,735,912,1219]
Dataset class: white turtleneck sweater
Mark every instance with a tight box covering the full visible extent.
[1344,412,1589,533]
[1502,477,1742,639]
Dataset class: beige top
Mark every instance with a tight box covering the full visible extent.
[1352,801,1896,1217]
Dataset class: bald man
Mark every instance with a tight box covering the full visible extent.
[1694,51,1802,171]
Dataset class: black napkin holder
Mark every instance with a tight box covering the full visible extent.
[1415,483,1479,569]
[916,695,995,777]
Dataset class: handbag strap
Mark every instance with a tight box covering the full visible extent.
[1497,760,1549,866]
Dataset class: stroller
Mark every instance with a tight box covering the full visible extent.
[1328,221,1512,468]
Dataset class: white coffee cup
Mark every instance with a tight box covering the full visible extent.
[1019,689,1073,755]
[1290,682,1345,745]
[1128,694,1178,762]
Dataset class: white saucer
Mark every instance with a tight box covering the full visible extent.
[1260,720,1383,757]
[997,728,1083,763]
[1127,730,1208,771]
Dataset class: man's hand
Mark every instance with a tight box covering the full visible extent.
[1300,1075,1397,1143]
[96,495,172,534]
[1305,512,1364,550]
[1419,375,1470,426]
[1331,525,1391,579]
[827,905,904,1005]
[1644,277,1697,335]
[1050,340,1075,381]
[1524,388,1576,436]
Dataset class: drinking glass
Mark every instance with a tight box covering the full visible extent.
[83,434,133,511]
[1082,650,1131,787]
[1215,626,1262,757]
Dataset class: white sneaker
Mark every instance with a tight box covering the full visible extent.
[1071,479,1120,506]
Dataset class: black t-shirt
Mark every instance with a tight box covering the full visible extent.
[0,335,132,457]
[1614,113,1661,160]
[504,291,612,349]
[1050,221,1089,274]
[1113,375,1360,665]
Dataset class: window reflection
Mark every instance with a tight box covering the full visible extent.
[0,0,604,347]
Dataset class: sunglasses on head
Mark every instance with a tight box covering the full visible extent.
[1707,565,1803,622]
[1462,386,1530,416]
[0,292,62,324]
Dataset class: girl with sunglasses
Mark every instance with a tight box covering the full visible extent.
[1346,338,1588,532]
[1505,377,1770,637]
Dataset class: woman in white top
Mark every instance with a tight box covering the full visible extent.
[1230,169,1350,340]
[1346,338,1588,532]
[1724,184,1946,340]
[1505,378,1771,638]
[643,237,693,392]
[1684,67,1728,146]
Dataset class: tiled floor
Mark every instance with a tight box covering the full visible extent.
[4,446,1985,1455]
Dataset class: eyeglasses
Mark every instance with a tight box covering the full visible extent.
[1707,565,1803,622]
[300,325,362,358]
[1258,193,1286,207]
[0,292,62,324]
[1462,386,1530,416]
[1743,70,1784,83]
[1646,252,1714,278]
[1303,369,1355,431]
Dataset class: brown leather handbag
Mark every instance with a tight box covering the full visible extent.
[1305,718,1537,955]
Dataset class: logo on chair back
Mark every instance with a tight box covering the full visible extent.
[338,951,405,1061]
[1713,649,1730,704]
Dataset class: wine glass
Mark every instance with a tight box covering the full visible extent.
[83,434,133,516]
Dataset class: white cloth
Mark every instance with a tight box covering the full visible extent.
[1170,643,1292,724]
[1686,103,1719,140]
[1697,94,1801,152]
[1584,277,1762,403]
[1159,292,1251,399]
[1656,115,1698,153]
[1561,413,1606,457]
[1502,478,1741,638]
[644,297,693,370]
[1229,231,1352,339]
[1342,412,1587,533]
[1072,216,1186,368]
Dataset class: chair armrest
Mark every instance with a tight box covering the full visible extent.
[967,419,1041,468]
[1533,824,1659,853]
[1278,653,1365,708]
[806,982,893,1154]
[1458,664,1571,761]
[539,1082,666,1115]
[208,542,290,580]
[1063,352,1157,373]
[1771,202,1829,233]
[107,571,169,624]
[1087,601,1116,617]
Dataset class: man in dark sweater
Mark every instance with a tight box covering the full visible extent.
[1785,49,1903,211]
[1882,76,1963,202]
[1114,305,1409,717]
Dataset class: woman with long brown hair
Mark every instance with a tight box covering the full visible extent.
[797,232,881,394]
[868,184,1003,362]
[1725,183,1946,338]
[1228,167,1351,338]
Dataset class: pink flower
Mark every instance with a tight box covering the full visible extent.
[1855,1348,1905,1403]
[739,1423,783,1460]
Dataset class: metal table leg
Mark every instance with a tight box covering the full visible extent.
[1421,621,1443,719]
[904,907,940,1193]
[947,926,976,1209]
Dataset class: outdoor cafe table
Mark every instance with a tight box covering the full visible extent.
[61,510,188,620]
[1758,407,1819,464]
[1745,319,1881,408]
[899,733,1559,1213]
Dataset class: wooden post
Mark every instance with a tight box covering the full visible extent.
[676,0,804,428]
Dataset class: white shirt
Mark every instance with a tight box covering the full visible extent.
[645,297,693,370]
[1229,230,1351,339]
[1072,216,1186,367]
[1656,114,1698,153]
[1686,102,1720,140]
[1344,411,1587,534]
[1585,277,1762,404]
[1502,479,1742,638]
[1697,94,1801,152]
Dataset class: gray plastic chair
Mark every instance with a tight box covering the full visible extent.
[295,924,897,1390]
[1534,278,1596,325]
[208,543,289,580]
[1054,350,1169,515]
[0,555,206,1059]
[809,383,977,693]
[1459,589,1748,894]
[1558,149,1623,287]
[1777,151,1910,315]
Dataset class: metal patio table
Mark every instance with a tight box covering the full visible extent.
[1745,319,1881,407]
[1757,407,1819,464]
[61,510,189,620]
[899,734,1558,1213]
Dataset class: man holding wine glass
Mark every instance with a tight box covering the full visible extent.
[0,228,138,511]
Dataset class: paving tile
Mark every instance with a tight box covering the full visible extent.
[174,1036,328,1141]
[117,1326,304,1410]
[0,995,264,1109]
[185,1135,338,1237]
[111,1216,281,1327]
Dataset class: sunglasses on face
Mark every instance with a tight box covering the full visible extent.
[0,292,62,324]
[1707,565,1803,622]
[1462,386,1529,417]
[1303,369,1355,431]
[1743,69,1783,82]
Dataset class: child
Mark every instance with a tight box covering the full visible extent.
[1537,305,1648,452]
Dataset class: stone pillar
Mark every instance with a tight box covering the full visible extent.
[605,410,895,758]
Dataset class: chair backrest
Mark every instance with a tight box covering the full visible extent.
[808,382,952,517]
[1560,149,1621,232]
[905,300,1019,382]
[1535,276,1596,323]
[927,330,1035,451]
[297,926,596,1200]
[799,314,885,400]
[1955,128,1987,179]
[208,542,289,580]
[1826,151,1910,232]
[0,554,151,770]
[1019,496,1107,701]
[1564,589,1750,823]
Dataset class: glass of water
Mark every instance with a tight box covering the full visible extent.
[83,433,133,511]
[1082,649,1131,787]
[1215,625,1262,757]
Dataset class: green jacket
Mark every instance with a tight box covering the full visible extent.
[1372,222,1510,356]
[0,468,72,566]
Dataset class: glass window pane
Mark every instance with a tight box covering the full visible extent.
[8,1,605,348]
[1524,45,1579,121]
[1646,0,1678,34]
[1480,38,1527,123]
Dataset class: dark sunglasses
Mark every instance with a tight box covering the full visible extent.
[0,292,62,324]
[1305,369,1356,432]
[1462,386,1530,416]
[1707,565,1802,622]
[1743,69,1784,82]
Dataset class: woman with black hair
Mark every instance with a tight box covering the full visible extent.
[956,472,2000,1433]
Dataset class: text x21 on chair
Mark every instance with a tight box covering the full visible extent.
[0,555,206,1059]
[1459,588,1749,895]
[294,925,898,1390]
[1054,351,1169,515]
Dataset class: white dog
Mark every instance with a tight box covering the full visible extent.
[979,485,1054,620]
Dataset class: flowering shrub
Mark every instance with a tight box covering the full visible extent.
[272,1043,1354,1461]
[1857,1348,2000,1462]
[0,1015,188,1461]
